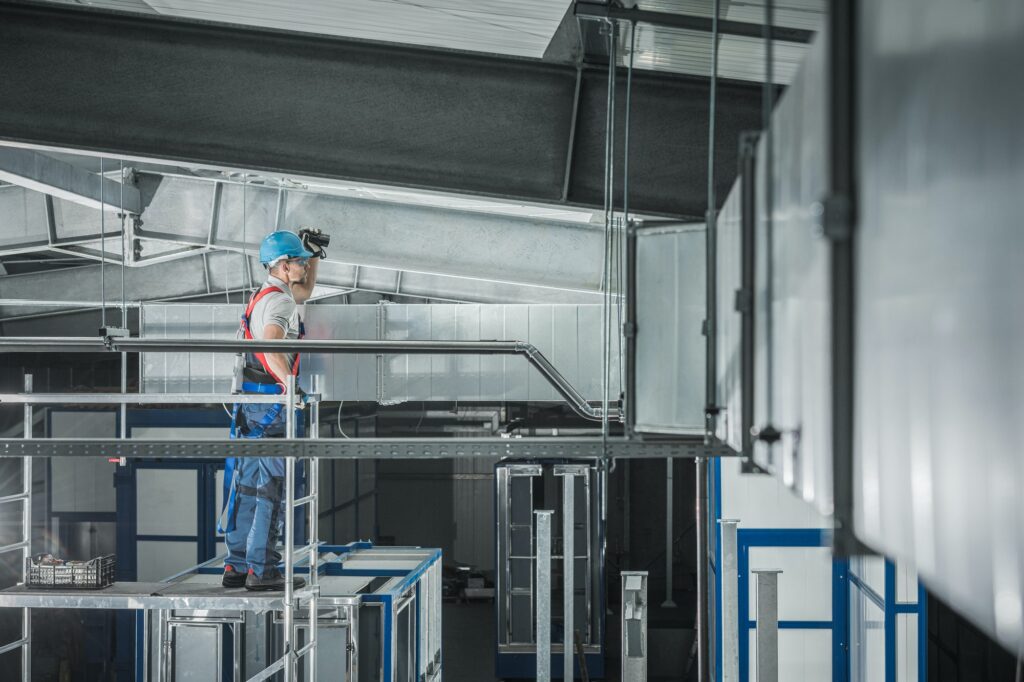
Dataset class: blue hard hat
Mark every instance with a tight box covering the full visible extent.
[259,231,314,265]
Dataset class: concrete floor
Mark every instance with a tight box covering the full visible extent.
[443,601,499,681]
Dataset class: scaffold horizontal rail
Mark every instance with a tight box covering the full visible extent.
[0,393,319,405]
[0,437,735,459]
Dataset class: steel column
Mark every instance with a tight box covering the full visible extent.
[695,457,709,681]
[719,519,740,682]
[535,510,553,682]
[753,569,782,682]
[662,459,676,609]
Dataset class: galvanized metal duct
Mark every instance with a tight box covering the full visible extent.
[0,336,619,422]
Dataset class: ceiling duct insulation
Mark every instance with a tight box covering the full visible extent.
[140,303,621,406]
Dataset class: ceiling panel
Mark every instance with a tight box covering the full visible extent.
[624,24,808,84]
[54,0,571,58]
[637,0,826,31]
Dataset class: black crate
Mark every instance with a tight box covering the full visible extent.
[26,554,116,590]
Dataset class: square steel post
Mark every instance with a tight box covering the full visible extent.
[621,571,648,682]
[719,520,740,682]
[555,467,577,681]
[662,459,676,608]
[535,510,553,682]
[753,569,782,682]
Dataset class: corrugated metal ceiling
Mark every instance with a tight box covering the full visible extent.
[626,24,808,84]
[62,0,572,58]
[638,0,826,31]
[49,0,821,84]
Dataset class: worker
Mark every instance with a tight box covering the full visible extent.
[220,228,328,591]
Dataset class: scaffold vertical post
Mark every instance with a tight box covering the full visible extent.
[308,375,320,682]
[22,374,32,682]
[284,374,296,682]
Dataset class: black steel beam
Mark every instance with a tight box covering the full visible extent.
[574,2,816,44]
[0,0,762,219]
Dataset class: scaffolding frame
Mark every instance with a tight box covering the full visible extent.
[0,373,322,682]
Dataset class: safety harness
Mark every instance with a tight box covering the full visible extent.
[218,285,304,534]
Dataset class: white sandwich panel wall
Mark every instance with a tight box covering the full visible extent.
[715,178,745,452]
[853,0,1024,653]
[751,29,832,516]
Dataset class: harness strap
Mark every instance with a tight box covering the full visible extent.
[241,285,304,386]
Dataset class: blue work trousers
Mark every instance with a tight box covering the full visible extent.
[224,402,302,578]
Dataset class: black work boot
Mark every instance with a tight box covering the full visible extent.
[222,565,247,588]
[244,568,305,591]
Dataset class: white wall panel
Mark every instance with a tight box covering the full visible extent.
[136,469,197,536]
[849,592,885,682]
[747,546,832,622]
[897,614,919,682]
[137,540,196,582]
[853,0,1024,652]
[751,30,832,515]
[720,459,830,530]
[748,629,831,682]
[49,411,117,513]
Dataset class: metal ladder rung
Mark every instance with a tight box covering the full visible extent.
[0,540,29,555]
[245,653,287,682]
[0,637,28,656]
[293,494,317,507]
[295,640,316,659]
[0,492,29,505]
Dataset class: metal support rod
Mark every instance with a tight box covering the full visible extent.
[0,540,30,555]
[119,351,128,466]
[704,0,720,444]
[0,392,317,405]
[562,473,575,681]
[142,609,151,682]
[535,510,553,682]
[22,374,32,682]
[695,456,709,681]
[753,569,782,682]
[155,609,169,682]
[621,571,648,682]
[0,638,29,657]
[283,375,297,682]
[662,459,676,608]
[719,519,740,682]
